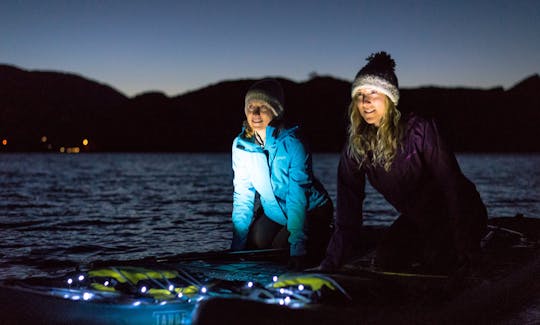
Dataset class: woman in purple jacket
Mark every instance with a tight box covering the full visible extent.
[320,52,487,274]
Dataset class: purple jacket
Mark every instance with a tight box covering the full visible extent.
[322,114,487,269]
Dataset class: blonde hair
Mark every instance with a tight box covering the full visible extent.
[347,94,402,171]
[242,120,255,139]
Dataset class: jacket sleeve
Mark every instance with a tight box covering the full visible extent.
[321,148,365,269]
[231,139,256,251]
[421,119,486,256]
[285,137,311,256]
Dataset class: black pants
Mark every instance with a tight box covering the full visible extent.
[375,212,487,273]
[374,215,454,273]
[246,201,334,264]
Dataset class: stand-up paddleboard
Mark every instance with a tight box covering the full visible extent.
[0,215,538,325]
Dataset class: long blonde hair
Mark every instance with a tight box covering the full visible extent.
[347,95,402,171]
[242,120,255,139]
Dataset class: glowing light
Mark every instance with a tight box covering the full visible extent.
[83,292,93,301]
[168,285,174,291]
[177,293,183,298]
[82,139,89,146]
[279,299,285,305]
[284,296,291,304]
[160,301,167,305]
[279,288,285,294]
[60,147,81,153]
[298,284,304,291]
[272,276,278,282]
[67,278,73,285]
[41,136,47,143]
[78,275,85,281]
[140,286,147,293]
[201,287,207,293]
[247,281,253,288]
[1,139,7,146]
[133,301,141,306]
[72,295,81,301]
[104,281,109,286]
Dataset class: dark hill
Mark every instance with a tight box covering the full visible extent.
[167,77,351,152]
[399,78,540,152]
[509,74,540,93]
[0,65,128,150]
[0,64,538,152]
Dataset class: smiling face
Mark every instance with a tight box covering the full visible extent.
[245,100,275,133]
[355,88,389,127]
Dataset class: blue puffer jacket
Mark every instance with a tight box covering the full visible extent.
[231,124,329,256]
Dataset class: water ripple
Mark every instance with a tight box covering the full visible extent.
[0,153,538,281]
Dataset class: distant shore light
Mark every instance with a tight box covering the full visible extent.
[41,136,48,143]
[82,139,89,146]
[1,139,6,146]
[60,147,81,154]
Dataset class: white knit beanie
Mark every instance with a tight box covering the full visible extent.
[351,52,400,106]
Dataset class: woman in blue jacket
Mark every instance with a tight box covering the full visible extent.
[231,78,333,269]
[320,52,487,274]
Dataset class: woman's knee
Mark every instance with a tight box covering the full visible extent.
[248,213,284,249]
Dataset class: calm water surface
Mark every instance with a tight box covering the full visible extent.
[1,153,539,322]
[1,153,539,280]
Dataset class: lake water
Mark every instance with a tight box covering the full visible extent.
[1,153,539,322]
[1,153,539,280]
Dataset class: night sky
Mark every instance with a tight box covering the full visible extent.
[1,0,539,97]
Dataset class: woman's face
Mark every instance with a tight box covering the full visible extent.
[245,100,274,133]
[355,88,389,127]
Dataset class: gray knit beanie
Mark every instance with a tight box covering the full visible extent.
[351,52,400,106]
[244,78,284,118]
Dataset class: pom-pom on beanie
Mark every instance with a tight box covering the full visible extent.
[245,78,285,118]
[351,52,400,106]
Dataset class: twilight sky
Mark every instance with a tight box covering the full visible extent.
[1,0,539,97]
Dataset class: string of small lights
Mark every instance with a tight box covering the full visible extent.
[59,266,350,308]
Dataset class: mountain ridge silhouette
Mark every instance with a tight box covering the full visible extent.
[1,64,539,152]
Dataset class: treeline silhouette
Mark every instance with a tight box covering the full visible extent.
[1,64,539,153]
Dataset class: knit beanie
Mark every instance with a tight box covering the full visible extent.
[351,52,400,106]
[245,78,285,118]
